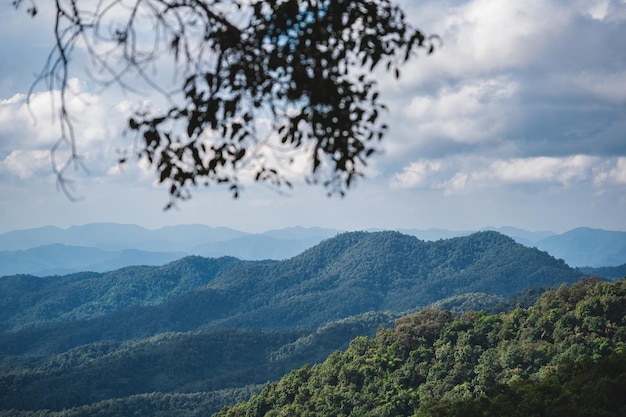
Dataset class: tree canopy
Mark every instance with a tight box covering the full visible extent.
[14,0,435,205]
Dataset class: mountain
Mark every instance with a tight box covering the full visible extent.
[4,277,621,416]
[0,223,249,252]
[579,263,626,280]
[398,226,556,245]
[398,227,626,267]
[0,231,581,355]
[0,312,398,414]
[0,224,341,274]
[534,227,626,267]
[2,223,625,273]
[482,226,556,245]
[0,256,246,333]
[0,231,593,415]
[191,227,340,260]
[0,244,186,276]
[260,226,342,240]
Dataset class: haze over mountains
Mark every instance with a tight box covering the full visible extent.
[1,223,625,276]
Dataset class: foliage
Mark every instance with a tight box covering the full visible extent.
[0,311,395,414]
[427,293,506,314]
[0,329,303,411]
[14,0,435,203]
[217,278,626,417]
[417,353,626,417]
[0,387,263,417]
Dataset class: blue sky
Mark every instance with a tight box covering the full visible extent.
[1,0,625,234]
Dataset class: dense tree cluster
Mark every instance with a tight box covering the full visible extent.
[419,353,626,417]
[217,278,626,417]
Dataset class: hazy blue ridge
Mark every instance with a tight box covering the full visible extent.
[0,223,250,252]
[190,234,335,260]
[0,244,187,277]
[0,224,341,274]
[579,263,626,279]
[534,227,626,267]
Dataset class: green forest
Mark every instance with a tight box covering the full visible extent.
[218,278,626,417]
[1,278,624,416]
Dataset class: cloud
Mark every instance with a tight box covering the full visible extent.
[379,0,626,178]
[391,155,625,195]
[402,76,518,148]
[0,150,51,180]
[595,157,626,185]
[0,80,133,181]
[1,0,626,234]
[390,160,444,190]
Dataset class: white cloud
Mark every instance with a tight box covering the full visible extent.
[387,76,519,160]
[484,155,598,185]
[0,150,51,180]
[0,79,135,181]
[391,155,625,195]
[0,94,27,105]
[390,160,443,189]
[396,0,571,86]
[595,157,626,185]
[578,0,626,22]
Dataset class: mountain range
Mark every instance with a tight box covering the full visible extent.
[1,223,625,276]
[0,230,616,416]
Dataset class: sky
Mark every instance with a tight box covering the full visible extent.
[1,0,625,234]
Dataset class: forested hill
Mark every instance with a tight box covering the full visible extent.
[205,230,581,329]
[1,232,579,339]
[218,278,626,417]
[0,231,582,355]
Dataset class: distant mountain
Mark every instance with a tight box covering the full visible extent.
[398,228,472,241]
[580,263,626,279]
[402,226,626,267]
[192,234,338,260]
[534,227,626,267]
[0,224,341,274]
[0,223,250,252]
[260,226,342,240]
[399,226,556,245]
[482,226,556,245]
[190,226,340,260]
[0,244,186,276]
